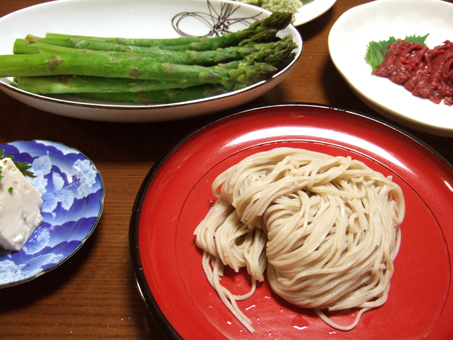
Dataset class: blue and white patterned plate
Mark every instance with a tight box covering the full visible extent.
[0,140,104,288]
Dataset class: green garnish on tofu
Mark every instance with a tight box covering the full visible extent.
[0,149,36,179]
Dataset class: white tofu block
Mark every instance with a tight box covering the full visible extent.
[0,158,43,251]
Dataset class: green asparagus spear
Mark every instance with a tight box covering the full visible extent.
[153,30,280,51]
[13,35,296,95]
[0,12,296,105]
[44,32,207,46]
[31,29,279,53]
[70,84,229,104]
[0,53,278,87]
[13,35,296,67]
[14,37,259,65]
[248,35,296,69]
[15,76,204,94]
[42,12,293,48]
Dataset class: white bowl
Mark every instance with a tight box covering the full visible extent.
[293,0,336,26]
[328,0,453,136]
[0,0,302,122]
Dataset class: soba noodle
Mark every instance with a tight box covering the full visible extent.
[194,147,405,332]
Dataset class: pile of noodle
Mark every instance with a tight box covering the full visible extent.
[194,147,405,332]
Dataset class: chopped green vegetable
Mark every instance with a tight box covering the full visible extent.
[236,0,302,16]
[365,34,429,72]
[0,150,36,180]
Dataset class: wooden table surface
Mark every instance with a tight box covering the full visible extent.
[1,1,453,339]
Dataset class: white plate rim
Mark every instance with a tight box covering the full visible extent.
[294,0,337,26]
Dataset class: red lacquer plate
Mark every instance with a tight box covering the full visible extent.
[129,104,453,340]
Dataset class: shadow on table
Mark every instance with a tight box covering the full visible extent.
[0,226,98,311]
